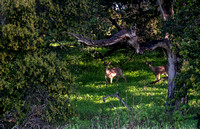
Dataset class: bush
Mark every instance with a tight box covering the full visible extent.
[0,0,41,51]
[0,50,75,128]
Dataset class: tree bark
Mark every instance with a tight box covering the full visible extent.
[0,10,6,26]
[156,0,182,108]
[68,26,140,54]
[166,49,177,106]
[140,39,178,107]
[157,0,174,21]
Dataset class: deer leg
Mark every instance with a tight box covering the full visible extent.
[119,73,127,83]
[110,77,113,84]
[155,75,158,81]
[124,77,127,83]
[115,76,119,83]
[121,75,127,83]
[105,75,108,84]
[158,74,160,80]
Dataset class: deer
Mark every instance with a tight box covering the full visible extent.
[104,61,127,84]
[145,61,168,80]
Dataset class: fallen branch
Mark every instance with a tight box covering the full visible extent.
[150,77,168,84]
[19,104,49,129]
[124,51,136,63]
[91,50,104,59]
[103,92,134,112]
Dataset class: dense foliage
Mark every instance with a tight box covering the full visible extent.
[0,0,77,127]
[99,0,160,41]
[1,0,42,50]
[0,0,199,128]
[161,0,200,99]
[0,50,75,127]
[0,0,41,65]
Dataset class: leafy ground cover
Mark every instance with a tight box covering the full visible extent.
[52,42,199,128]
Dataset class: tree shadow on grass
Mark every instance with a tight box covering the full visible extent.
[72,80,168,121]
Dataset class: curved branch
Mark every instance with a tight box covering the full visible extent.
[68,27,140,53]
[67,29,135,46]
[68,28,171,55]
[139,39,171,54]
[103,92,134,112]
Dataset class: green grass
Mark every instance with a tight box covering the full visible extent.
[51,42,199,128]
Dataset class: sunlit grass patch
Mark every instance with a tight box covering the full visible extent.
[68,46,169,119]
[58,43,199,128]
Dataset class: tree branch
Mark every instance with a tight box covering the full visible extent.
[150,77,168,84]
[124,51,136,63]
[103,92,134,112]
[157,0,165,20]
[68,29,134,46]
[68,27,140,53]
[139,39,171,54]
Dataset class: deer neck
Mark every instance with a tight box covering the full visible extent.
[105,68,109,74]
[149,64,155,71]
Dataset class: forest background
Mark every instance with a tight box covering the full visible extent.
[0,0,199,128]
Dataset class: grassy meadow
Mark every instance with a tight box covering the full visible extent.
[53,42,199,128]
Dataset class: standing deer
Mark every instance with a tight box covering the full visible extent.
[145,61,168,80]
[104,61,127,84]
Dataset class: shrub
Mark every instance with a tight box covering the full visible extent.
[0,50,75,128]
[161,0,200,104]
[0,0,41,51]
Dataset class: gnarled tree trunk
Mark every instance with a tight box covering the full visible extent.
[157,0,188,108]
[140,39,178,107]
